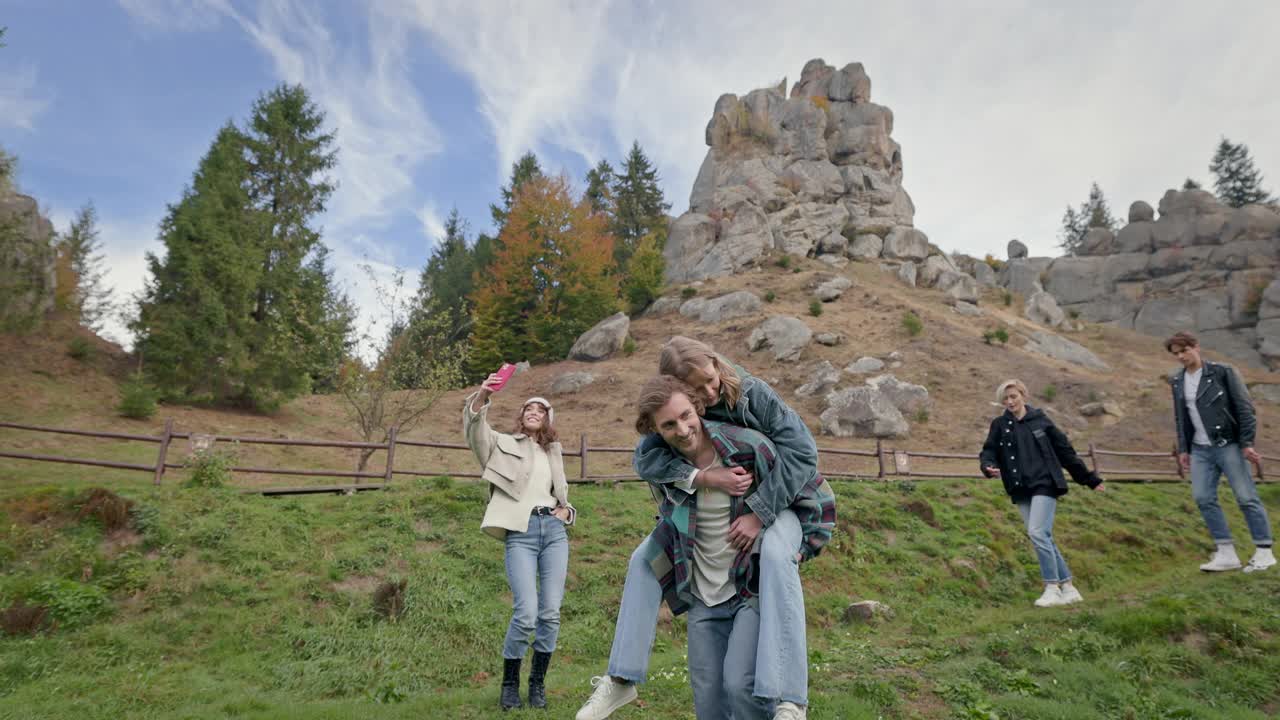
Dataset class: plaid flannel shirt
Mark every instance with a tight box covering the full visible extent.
[642,419,836,616]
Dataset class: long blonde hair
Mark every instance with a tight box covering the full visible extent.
[658,336,743,409]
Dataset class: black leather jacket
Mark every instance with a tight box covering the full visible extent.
[1169,361,1256,454]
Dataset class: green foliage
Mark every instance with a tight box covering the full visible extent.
[490,151,543,229]
[1059,182,1118,255]
[983,254,1004,271]
[57,203,115,332]
[680,287,697,299]
[116,373,158,419]
[66,336,93,361]
[914,408,930,424]
[621,232,665,314]
[583,159,615,215]
[983,327,1010,345]
[30,579,108,629]
[622,336,637,356]
[404,208,475,381]
[133,85,354,412]
[776,255,792,269]
[1002,290,1013,306]
[468,175,618,377]
[764,290,776,303]
[0,174,56,334]
[808,299,823,317]
[1042,384,1058,403]
[901,311,923,336]
[185,447,235,488]
[1210,137,1273,208]
[612,142,671,265]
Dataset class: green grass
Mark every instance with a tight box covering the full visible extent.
[1,472,1278,719]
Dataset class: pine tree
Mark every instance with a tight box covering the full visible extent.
[584,159,616,215]
[1209,137,1273,208]
[469,176,618,376]
[490,152,544,230]
[611,141,670,268]
[1182,178,1202,191]
[57,202,115,332]
[398,208,475,386]
[1058,182,1118,255]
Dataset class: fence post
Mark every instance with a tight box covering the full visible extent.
[1087,442,1098,474]
[876,438,885,479]
[580,433,588,481]
[153,419,173,486]
[1173,444,1184,480]
[384,427,398,485]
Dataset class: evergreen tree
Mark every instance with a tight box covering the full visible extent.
[489,152,544,230]
[1058,182,1118,255]
[57,202,115,332]
[611,141,670,268]
[622,231,666,314]
[397,208,475,386]
[469,176,618,376]
[1182,177,1202,191]
[584,159,616,215]
[1209,137,1273,208]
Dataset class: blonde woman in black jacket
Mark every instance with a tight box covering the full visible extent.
[980,379,1105,608]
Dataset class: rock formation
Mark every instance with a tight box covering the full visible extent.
[0,188,57,330]
[1034,189,1280,367]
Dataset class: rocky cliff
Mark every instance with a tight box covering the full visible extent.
[0,188,57,330]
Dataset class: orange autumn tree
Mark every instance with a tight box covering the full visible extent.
[468,175,619,376]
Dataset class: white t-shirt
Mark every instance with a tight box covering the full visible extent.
[1184,367,1211,446]
[691,458,738,606]
[523,444,558,512]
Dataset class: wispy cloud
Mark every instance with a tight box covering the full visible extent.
[0,63,51,131]
[415,200,446,247]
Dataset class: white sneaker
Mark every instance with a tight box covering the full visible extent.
[1243,547,1276,573]
[1199,546,1243,572]
[1034,585,1065,607]
[774,701,807,719]
[1058,583,1084,605]
[575,676,638,720]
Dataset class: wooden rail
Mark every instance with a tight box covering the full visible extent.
[2,420,1274,496]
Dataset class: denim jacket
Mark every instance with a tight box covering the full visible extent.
[632,361,819,527]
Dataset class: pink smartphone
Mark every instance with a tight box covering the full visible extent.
[490,363,517,392]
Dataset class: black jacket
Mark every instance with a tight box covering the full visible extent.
[1169,361,1256,454]
[979,406,1101,500]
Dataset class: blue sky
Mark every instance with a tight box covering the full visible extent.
[3,0,1279,347]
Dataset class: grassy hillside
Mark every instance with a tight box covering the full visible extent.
[2,472,1279,719]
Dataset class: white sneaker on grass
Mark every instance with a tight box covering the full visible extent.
[774,701,807,719]
[1199,545,1243,572]
[1243,547,1276,573]
[576,676,638,720]
[1034,585,1064,607]
[1058,582,1084,605]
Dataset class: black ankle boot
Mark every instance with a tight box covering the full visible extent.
[528,651,552,709]
[501,657,523,711]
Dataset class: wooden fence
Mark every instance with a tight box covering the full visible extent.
[0,420,1271,496]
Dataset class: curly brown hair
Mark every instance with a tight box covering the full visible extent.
[635,375,706,435]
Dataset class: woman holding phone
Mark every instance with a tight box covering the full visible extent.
[465,365,577,711]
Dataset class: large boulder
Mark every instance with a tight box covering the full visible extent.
[0,191,57,326]
[918,254,958,288]
[937,270,979,304]
[568,312,630,361]
[881,227,930,261]
[1023,331,1109,370]
[550,371,596,395]
[747,316,813,361]
[1007,239,1028,259]
[896,261,918,287]
[999,257,1052,298]
[814,275,854,302]
[1129,200,1155,223]
[796,360,842,398]
[844,357,885,374]
[847,233,883,260]
[1025,290,1066,328]
[866,373,931,415]
[680,291,763,324]
[820,386,909,437]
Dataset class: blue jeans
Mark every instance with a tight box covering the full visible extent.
[687,596,773,720]
[1190,443,1274,545]
[1015,495,1071,583]
[502,513,569,658]
[606,512,808,706]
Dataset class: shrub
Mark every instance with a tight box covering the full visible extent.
[31,579,108,629]
[993,327,1009,344]
[764,290,777,303]
[792,267,801,274]
[914,408,930,424]
[1043,384,1058,403]
[622,336,637,356]
[185,446,236,488]
[622,233,665,314]
[809,299,823,317]
[681,287,698,299]
[983,254,1005,271]
[67,336,93,361]
[776,255,792,269]
[982,330,996,345]
[901,311,923,337]
[117,373,158,420]
[1001,290,1013,306]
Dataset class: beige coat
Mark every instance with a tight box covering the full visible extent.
[464,391,577,540]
